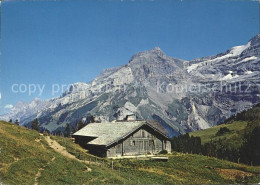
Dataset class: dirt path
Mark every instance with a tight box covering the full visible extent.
[34,157,56,185]
[44,136,92,170]
[34,136,92,185]
[45,136,78,159]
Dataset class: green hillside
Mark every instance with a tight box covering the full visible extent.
[1,120,260,184]
[190,121,247,146]
[190,102,260,146]
[186,103,260,166]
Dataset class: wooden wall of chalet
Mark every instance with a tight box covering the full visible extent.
[107,125,171,157]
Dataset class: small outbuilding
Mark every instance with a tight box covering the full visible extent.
[72,119,171,157]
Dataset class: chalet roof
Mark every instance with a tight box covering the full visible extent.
[73,120,169,147]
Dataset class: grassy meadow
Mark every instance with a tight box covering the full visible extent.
[190,121,248,146]
[1,120,260,184]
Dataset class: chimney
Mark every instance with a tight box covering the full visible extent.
[126,114,136,121]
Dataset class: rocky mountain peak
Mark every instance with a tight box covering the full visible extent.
[250,33,260,41]
[147,46,165,56]
[1,34,259,136]
[128,47,166,63]
[62,82,89,97]
[152,46,163,52]
[249,33,260,46]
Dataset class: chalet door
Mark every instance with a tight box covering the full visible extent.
[149,140,154,154]
[116,143,122,155]
[144,141,148,153]
[138,141,143,154]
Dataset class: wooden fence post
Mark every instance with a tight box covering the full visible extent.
[128,172,130,181]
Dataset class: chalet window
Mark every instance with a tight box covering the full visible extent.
[142,131,145,137]
[130,140,135,146]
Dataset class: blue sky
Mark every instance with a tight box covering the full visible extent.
[0,0,259,114]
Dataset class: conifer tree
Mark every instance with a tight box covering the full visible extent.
[15,119,19,125]
[64,123,70,137]
[31,118,39,131]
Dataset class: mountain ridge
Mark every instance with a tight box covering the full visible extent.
[1,34,259,136]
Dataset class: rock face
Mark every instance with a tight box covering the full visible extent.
[1,34,260,136]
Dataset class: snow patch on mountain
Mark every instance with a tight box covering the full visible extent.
[240,56,258,63]
[230,41,251,55]
[221,71,239,80]
[1,34,259,135]
[187,63,200,73]
[245,71,253,75]
[187,41,252,73]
